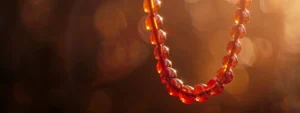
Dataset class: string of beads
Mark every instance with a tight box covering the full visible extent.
[143,0,252,104]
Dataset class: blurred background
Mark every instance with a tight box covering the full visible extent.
[1,0,300,113]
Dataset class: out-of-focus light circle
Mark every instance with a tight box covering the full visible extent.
[238,37,256,67]
[225,67,249,95]
[184,0,201,3]
[260,0,286,13]
[138,16,151,44]
[94,2,127,40]
[254,38,273,59]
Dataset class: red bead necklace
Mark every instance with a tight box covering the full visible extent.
[142,0,252,104]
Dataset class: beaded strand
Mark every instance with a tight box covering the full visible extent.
[143,0,252,104]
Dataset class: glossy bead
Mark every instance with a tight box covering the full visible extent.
[154,45,169,60]
[207,77,224,96]
[160,67,177,84]
[230,24,246,39]
[194,84,210,102]
[222,54,238,69]
[234,8,250,24]
[216,67,234,84]
[150,29,167,45]
[143,0,161,13]
[166,78,183,97]
[179,85,195,104]
[226,41,242,54]
[145,14,163,31]
[156,59,172,73]
[236,0,252,9]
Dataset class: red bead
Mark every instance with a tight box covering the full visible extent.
[145,14,163,31]
[160,67,177,84]
[216,67,234,84]
[166,78,183,97]
[234,8,250,24]
[194,84,210,102]
[226,41,242,54]
[179,85,195,104]
[150,29,167,45]
[156,59,172,73]
[143,0,161,13]
[222,54,238,69]
[230,24,246,39]
[154,45,169,60]
[236,0,252,9]
[207,77,224,96]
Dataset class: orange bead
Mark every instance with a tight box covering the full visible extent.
[166,78,183,97]
[150,29,167,45]
[160,67,177,84]
[226,41,242,54]
[145,14,163,31]
[234,8,250,24]
[179,85,195,104]
[143,0,161,13]
[194,84,210,102]
[216,67,234,84]
[230,24,246,39]
[156,59,172,73]
[236,0,252,9]
[154,45,169,60]
[206,77,224,96]
[222,54,238,69]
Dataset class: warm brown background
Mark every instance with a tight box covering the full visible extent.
[1,0,299,113]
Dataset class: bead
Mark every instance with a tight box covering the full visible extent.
[145,14,163,31]
[216,67,234,84]
[179,85,195,104]
[150,29,167,45]
[222,54,238,69]
[226,41,242,54]
[207,77,224,96]
[230,24,246,39]
[236,0,252,9]
[234,8,250,24]
[143,0,161,13]
[166,78,183,97]
[160,67,177,84]
[156,59,172,73]
[194,84,210,102]
[154,45,169,60]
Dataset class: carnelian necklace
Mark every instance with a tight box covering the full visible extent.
[142,0,251,104]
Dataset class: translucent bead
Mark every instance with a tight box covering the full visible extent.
[150,29,167,45]
[216,67,234,84]
[156,59,172,73]
[222,54,238,69]
[194,84,210,102]
[145,14,163,31]
[230,24,246,39]
[143,0,161,13]
[154,45,169,60]
[234,8,250,24]
[179,85,195,104]
[160,67,177,84]
[226,41,242,54]
[166,78,183,97]
[207,77,224,96]
[236,0,252,9]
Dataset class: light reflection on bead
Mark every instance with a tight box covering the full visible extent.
[234,8,250,24]
[143,0,162,13]
[179,85,195,104]
[166,78,183,97]
[160,67,177,84]
[216,67,234,84]
[236,0,252,9]
[154,45,169,60]
[150,29,167,45]
[230,24,246,39]
[156,59,172,73]
[222,54,238,69]
[226,41,242,54]
[145,14,163,31]
[207,77,224,96]
[194,84,210,102]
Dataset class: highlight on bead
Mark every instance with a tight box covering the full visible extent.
[141,0,251,104]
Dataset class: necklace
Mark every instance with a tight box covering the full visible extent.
[142,0,251,104]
